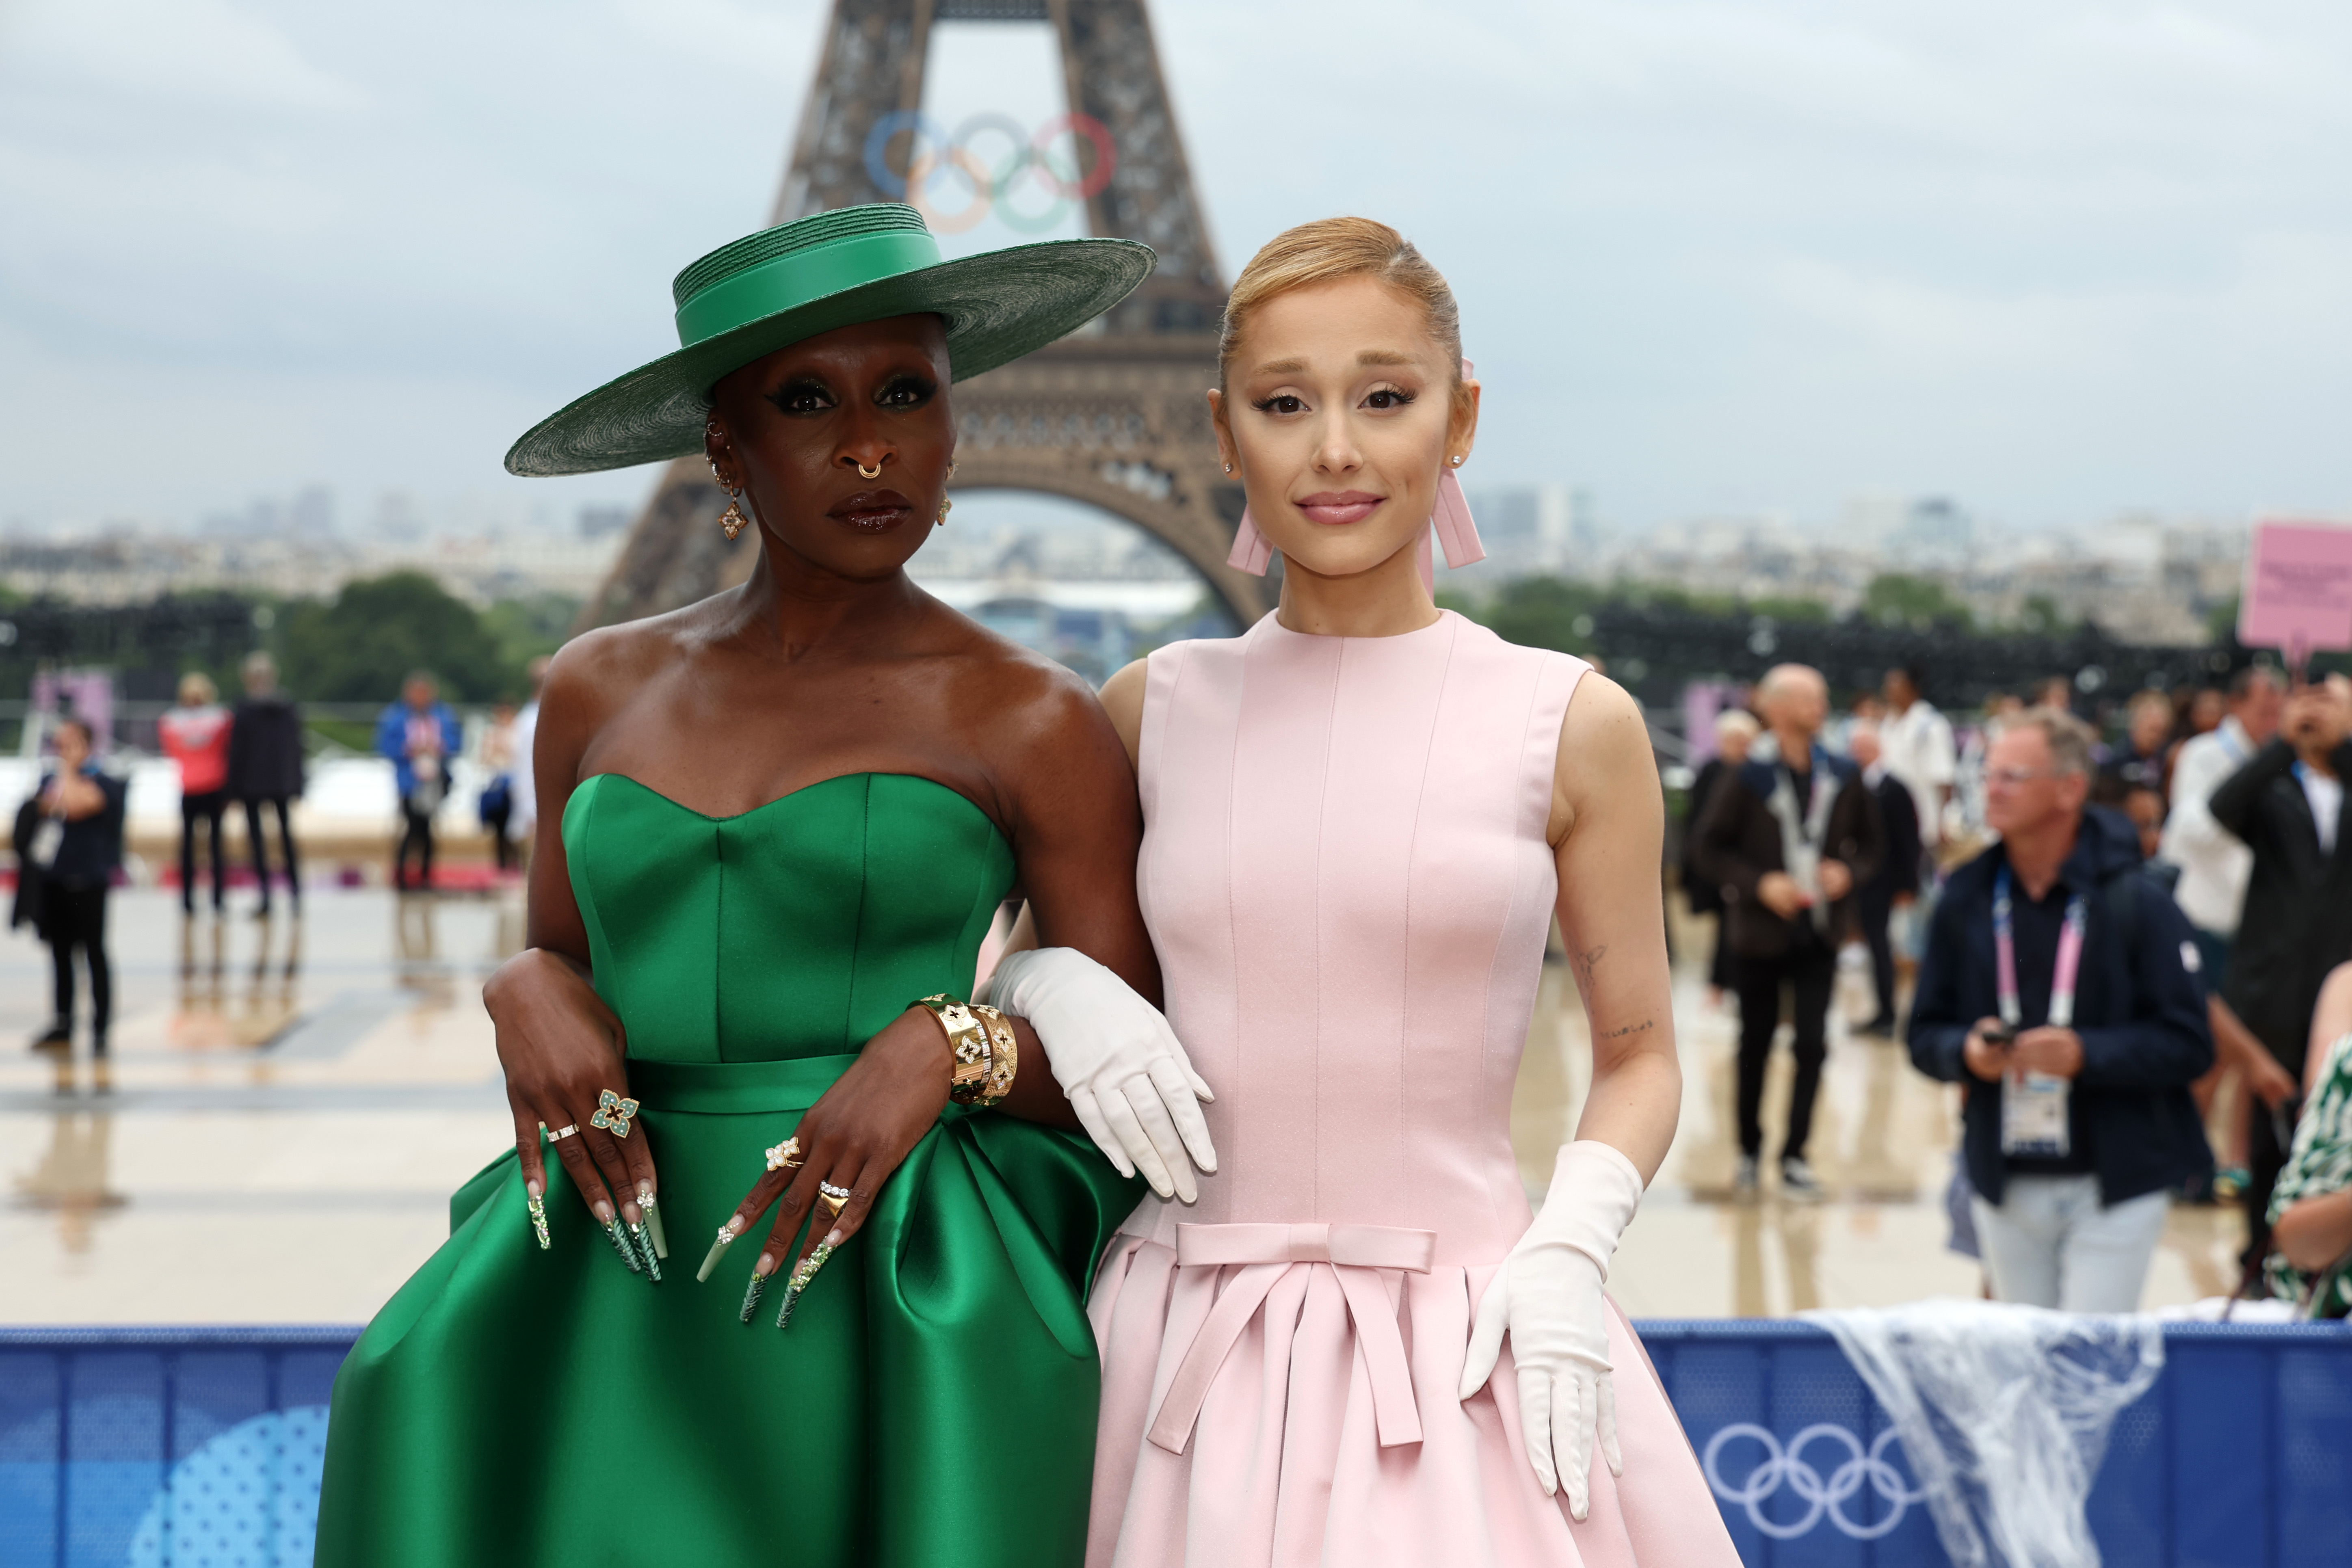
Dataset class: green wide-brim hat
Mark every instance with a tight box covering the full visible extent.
[505,204,1154,477]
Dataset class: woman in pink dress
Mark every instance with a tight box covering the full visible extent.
[1072,219,1739,1566]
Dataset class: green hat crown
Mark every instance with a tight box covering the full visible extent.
[669,206,941,348]
[506,203,1153,478]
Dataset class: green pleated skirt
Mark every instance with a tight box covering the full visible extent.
[316,1056,1143,1568]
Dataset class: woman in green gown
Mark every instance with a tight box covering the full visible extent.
[316,205,1186,1566]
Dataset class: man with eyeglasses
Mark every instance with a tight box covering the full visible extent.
[1909,707,2212,1311]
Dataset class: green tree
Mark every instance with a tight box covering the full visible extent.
[2016,593,2072,636]
[1479,575,1605,655]
[1862,572,1972,630]
[480,593,582,697]
[278,572,508,703]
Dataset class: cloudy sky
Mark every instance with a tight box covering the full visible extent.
[1,0,2347,539]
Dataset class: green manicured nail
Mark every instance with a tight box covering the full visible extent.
[605,1220,642,1274]
[697,1223,738,1284]
[739,1270,768,1323]
[639,1191,669,1259]
[629,1220,662,1283]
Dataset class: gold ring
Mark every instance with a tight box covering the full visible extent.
[545,1124,580,1142]
[765,1138,802,1173]
[818,1181,852,1217]
[855,460,883,480]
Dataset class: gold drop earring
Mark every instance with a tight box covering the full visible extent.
[718,487,749,542]
[935,496,953,527]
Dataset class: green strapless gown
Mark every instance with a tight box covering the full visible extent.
[316,772,1144,1567]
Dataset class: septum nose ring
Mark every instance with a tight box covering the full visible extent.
[855,460,883,480]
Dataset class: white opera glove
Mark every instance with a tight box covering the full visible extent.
[982,947,1218,1202]
[1460,1140,1645,1520]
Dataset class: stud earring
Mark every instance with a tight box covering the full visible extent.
[935,496,953,527]
[719,489,749,541]
[947,459,959,479]
[1450,455,1465,467]
[1223,462,1234,474]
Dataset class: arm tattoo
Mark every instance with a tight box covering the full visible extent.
[1572,944,1608,993]
[1598,1018,1656,1040]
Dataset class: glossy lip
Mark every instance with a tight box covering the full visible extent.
[829,488,914,534]
[1294,490,1385,527]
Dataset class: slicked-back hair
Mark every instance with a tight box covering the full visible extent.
[1219,216,1467,418]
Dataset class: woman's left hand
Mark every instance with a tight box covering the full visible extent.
[717,1008,955,1306]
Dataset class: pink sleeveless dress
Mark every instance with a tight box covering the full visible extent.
[1088,610,1739,1567]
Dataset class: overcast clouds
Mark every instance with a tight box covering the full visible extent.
[1,0,2347,536]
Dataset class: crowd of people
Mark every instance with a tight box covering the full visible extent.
[1685,661,2352,1317]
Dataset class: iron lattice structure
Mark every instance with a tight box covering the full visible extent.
[584,0,1267,631]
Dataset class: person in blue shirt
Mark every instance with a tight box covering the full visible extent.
[1910,706,2212,1311]
[15,718,128,1064]
[375,671,461,892]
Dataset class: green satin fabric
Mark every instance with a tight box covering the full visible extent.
[316,772,1144,1568]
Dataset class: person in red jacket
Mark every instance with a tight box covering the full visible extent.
[158,672,233,916]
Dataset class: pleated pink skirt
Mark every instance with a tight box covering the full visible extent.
[1086,1237,1741,1567]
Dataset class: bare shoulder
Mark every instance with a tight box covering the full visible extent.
[1098,657,1150,765]
[1550,671,1661,846]
[929,608,1123,761]
[538,606,702,732]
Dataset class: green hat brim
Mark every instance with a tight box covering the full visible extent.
[505,237,1153,478]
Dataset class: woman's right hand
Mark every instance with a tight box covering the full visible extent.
[486,947,661,1256]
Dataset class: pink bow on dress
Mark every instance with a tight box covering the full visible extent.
[1224,359,1488,592]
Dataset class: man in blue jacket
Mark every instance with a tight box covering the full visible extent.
[1910,706,2211,1311]
[376,671,461,893]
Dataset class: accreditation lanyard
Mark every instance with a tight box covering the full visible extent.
[1994,864,2086,1158]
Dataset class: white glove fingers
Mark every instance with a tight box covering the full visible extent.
[1558,1373,1594,1522]
[1149,1015,1216,1103]
[1517,1365,1557,1497]
[1597,1372,1623,1478]
[1458,1269,1510,1399]
[1118,1075,1198,1202]
[1145,1058,1219,1173]
[1099,1087,1178,1198]
[1067,1088,1134,1180]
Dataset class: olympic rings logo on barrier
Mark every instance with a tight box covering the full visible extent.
[863,110,1116,235]
[1701,1422,1928,1540]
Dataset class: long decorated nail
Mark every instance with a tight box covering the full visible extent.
[604,1219,642,1274]
[697,1219,741,1284]
[776,1239,837,1329]
[739,1266,769,1323]
[628,1220,662,1282]
[525,1184,551,1251]
[638,1184,669,1259]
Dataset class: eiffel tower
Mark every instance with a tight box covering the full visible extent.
[581,0,1270,632]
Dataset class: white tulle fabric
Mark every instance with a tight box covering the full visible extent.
[1805,1302,2164,1568]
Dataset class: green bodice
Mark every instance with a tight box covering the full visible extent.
[318,771,1142,1568]
[563,771,1015,1063]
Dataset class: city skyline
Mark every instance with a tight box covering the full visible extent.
[3,1,2349,539]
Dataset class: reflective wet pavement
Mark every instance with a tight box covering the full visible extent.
[2,889,2245,1323]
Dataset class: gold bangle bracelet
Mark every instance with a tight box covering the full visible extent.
[965,1003,1018,1108]
[914,994,993,1101]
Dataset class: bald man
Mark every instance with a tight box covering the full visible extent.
[1693,664,1887,1199]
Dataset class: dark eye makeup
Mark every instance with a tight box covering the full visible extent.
[764,370,939,417]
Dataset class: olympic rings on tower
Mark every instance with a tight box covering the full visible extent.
[861,110,1119,235]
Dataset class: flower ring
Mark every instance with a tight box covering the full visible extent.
[766,1138,803,1173]
[589,1088,641,1139]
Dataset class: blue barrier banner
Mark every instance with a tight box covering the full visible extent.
[2,1321,2346,1566]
